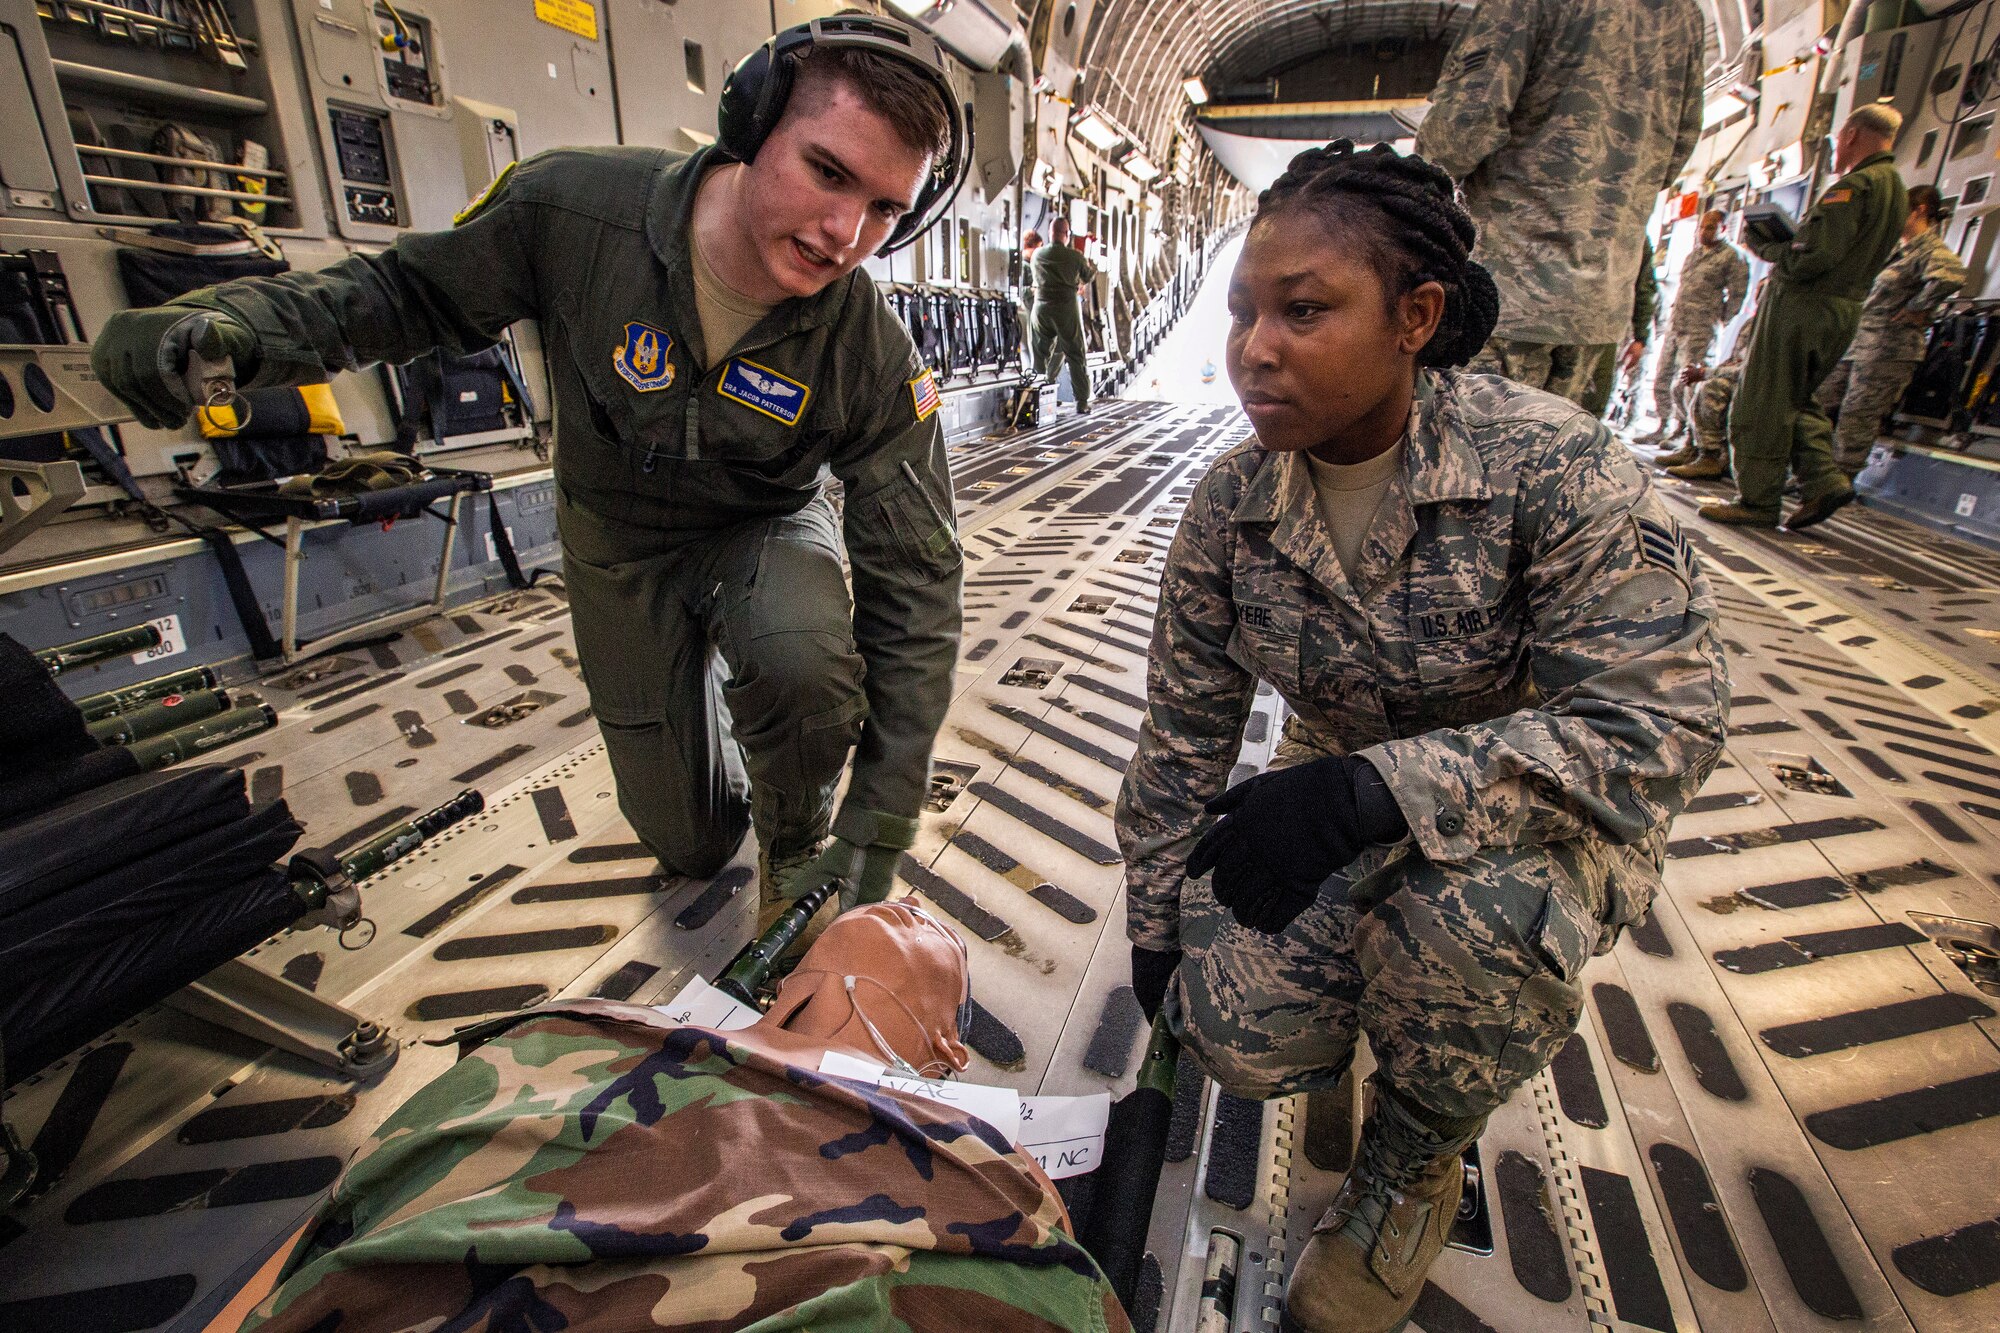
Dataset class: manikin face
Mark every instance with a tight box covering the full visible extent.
[737,80,933,298]
[1225,208,1443,461]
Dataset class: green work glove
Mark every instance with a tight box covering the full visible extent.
[91,307,257,429]
[788,806,924,911]
[784,837,904,911]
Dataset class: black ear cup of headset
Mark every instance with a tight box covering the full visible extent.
[716,14,973,257]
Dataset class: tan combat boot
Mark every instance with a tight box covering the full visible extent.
[1668,455,1728,480]
[1698,500,1778,527]
[756,836,830,935]
[1283,1086,1484,1333]
[1653,445,1699,469]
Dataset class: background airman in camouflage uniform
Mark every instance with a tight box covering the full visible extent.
[1816,185,1967,476]
[1115,371,1729,1119]
[1416,0,1706,405]
[1649,211,1750,446]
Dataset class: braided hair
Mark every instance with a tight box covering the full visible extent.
[1254,140,1499,369]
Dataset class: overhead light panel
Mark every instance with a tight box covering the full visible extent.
[1183,77,1208,106]
[1073,110,1124,151]
[884,0,930,17]
[1124,152,1161,181]
[1703,90,1750,128]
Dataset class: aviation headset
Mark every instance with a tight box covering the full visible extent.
[716,14,973,257]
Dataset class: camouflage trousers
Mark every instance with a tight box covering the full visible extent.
[1652,331,1715,429]
[559,488,864,881]
[1165,839,1609,1121]
[1815,356,1918,475]
[1468,337,1614,407]
[1690,365,1741,459]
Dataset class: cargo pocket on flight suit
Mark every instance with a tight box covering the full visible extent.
[876,468,961,585]
[1494,884,1597,1093]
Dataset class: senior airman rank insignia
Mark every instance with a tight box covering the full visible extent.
[718,358,810,426]
[909,368,941,421]
[614,322,675,392]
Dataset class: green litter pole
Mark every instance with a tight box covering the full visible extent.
[124,702,278,770]
[288,788,486,911]
[1078,1013,1182,1310]
[74,665,218,721]
[715,880,839,1004]
[35,625,163,675]
[86,687,232,745]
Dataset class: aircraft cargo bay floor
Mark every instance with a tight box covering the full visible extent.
[4,400,2000,1332]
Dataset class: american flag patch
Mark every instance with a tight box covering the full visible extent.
[909,368,941,421]
[1636,515,1700,583]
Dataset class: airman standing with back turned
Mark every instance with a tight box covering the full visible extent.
[1415,0,1706,405]
[1031,217,1096,415]
[90,16,969,930]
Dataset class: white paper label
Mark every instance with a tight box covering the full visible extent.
[819,1051,1024,1143]
[1019,1092,1111,1180]
[131,614,186,664]
[483,525,514,561]
[654,975,759,1031]
[1958,492,1980,517]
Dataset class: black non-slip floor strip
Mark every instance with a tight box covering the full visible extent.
[966,781,1120,864]
[987,701,1132,771]
[452,743,536,784]
[1735,874,1849,910]
[590,960,659,1001]
[407,984,552,1022]
[1626,912,1674,957]
[512,874,672,904]
[1063,672,1147,712]
[673,866,752,930]
[177,1093,354,1146]
[304,671,405,711]
[1549,1031,1610,1129]
[1081,986,1145,1077]
[414,662,480,689]
[403,864,528,939]
[1892,1212,2000,1297]
[1805,1068,2000,1150]
[1667,815,1885,858]
[65,1157,342,1224]
[25,1042,131,1197]
[1748,1166,1866,1320]
[1593,983,1660,1073]
[1578,1166,1676,1331]
[433,925,617,961]
[310,703,381,734]
[1666,1002,1749,1102]
[345,771,383,805]
[1761,992,1995,1058]
[1407,1284,1501,1333]
[896,856,1013,941]
[963,997,1025,1068]
[0,1275,199,1332]
[528,784,576,836]
[1202,1093,1264,1209]
[946,830,1098,923]
[1714,921,1927,974]
[1495,1149,1573,1303]
[1648,1143,1748,1294]
[569,841,650,863]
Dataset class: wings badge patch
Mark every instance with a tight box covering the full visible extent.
[718,358,810,426]
[613,322,676,392]
[1636,514,1701,584]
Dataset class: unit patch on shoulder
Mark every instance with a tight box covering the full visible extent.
[613,321,676,392]
[909,368,941,421]
[1636,514,1700,584]
[454,160,517,226]
[718,358,810,426]
[1820,188,1853,206]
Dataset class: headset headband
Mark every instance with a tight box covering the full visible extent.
[716,15,973,256]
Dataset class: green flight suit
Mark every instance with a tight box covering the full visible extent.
[1727,151,1908,518]
[165,146,963,876]
[1029,242,1093,410]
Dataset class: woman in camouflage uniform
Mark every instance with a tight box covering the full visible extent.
[1114,142,1728,1333]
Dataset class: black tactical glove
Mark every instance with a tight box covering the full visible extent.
[91,307,257,429]
[1130,945,1182,1023]
[1186,755,1409,935]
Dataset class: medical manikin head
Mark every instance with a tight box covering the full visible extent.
[753,899,971,1077]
